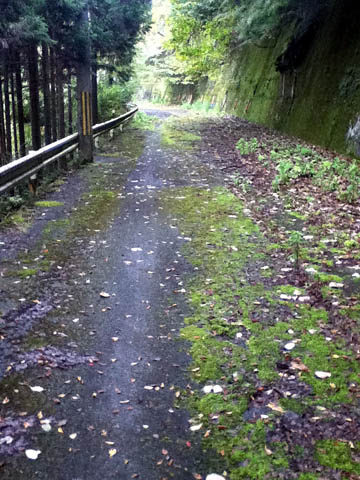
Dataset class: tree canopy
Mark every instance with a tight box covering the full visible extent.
[167,0,331,81]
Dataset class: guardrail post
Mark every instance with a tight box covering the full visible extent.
[76,2,93,163]
[29,174,38,196]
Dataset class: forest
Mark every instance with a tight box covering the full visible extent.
[0,0,151,165]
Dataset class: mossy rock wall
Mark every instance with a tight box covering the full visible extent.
[170,0,360,155]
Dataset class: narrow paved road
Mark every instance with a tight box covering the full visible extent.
[0,109,221,479]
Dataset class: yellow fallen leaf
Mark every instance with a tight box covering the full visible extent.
[267,402,284,413]
[58,427,64,434]
[109,448,117,458]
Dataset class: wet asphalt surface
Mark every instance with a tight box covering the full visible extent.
[0,109,223,479]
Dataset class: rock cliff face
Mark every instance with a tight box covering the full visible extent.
[166,0,360,156]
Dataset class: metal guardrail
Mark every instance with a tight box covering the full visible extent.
[0,106,138,195]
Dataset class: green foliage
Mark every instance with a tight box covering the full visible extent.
[98,84,135,121]
[236,137,259,155]
[167,0,305,81]
[288,230,303,268]
[269,143,360,203]
[130,111,156,131]
[167,8,231,80]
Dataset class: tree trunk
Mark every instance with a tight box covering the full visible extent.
[4,62,12,158]
[50,47,57,142]
[76,2,93,163]
[68,70,73,135]
[0,78,7,165]
[10,72,18,157]
[56,54,65,140]
[28,44,41,151]
[15,51,26,157]
[91,53,98,124]
[42,43,52,145]
[56,53,66,169]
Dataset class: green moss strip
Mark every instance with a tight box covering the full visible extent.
[35,201,64,208]
[159,186,360,479]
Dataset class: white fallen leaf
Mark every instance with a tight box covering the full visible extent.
[206,475,226,480]
[131,248,142,252]
[111,337,119,342]
[30,386,44,393]
[41,424,52,433]
[315,371,331,379]
[265,446,273,456]
[212,385,223,394]
[329,282,344,289]
[203,385,213,394]
[100,292,110,298]
[190,424,203,432]
[69,433,77,440]
[284,342,295,351]
[25,449,41,460]
[0,436,13,445]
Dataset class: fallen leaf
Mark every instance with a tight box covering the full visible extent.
[291,359,309,372]
[267,402,284,413]
[315,371,331,379]
[265,446,273,456]
[99,292,110,298]
[190,424,202,432]
[109,449,117,458]
[25,449,41,460]
[29,386,44,393]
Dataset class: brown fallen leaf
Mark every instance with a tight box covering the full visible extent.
[291,358,309,372]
